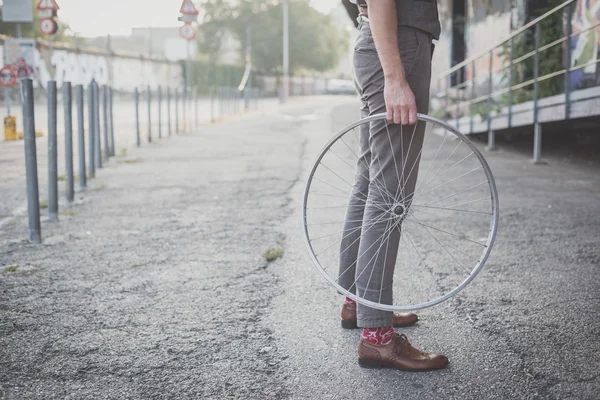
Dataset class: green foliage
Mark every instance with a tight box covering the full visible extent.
[0,0,74,42]
[498,0,564,105]
[196,0,348,75]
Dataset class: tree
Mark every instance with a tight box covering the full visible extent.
[0,0,74,43]
[197,0,348,75]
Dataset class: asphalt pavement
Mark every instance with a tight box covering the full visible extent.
[1,95,599,399]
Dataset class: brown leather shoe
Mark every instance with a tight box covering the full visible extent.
[341,303,418,329]
[358,333,449,372]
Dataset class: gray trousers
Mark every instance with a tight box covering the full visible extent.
[338,21,433,328]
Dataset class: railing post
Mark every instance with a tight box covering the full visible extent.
[508,36,514,128]
[134,87,141,147]
[93,81,102,169]
[175,88,180,133]
[194,87,199,128]
[167,86,172,136]
[109,87,115,157]
[147,85,152,143]
[158,86,162,139]
[47,80,59,222]
[486,50,496,151]
[21,79,42,244]
[532,23,543,164]
[64,82,74,203]
[102,85,110,160]
[88,82,96,178]
[210,87,215,123]
[564,3,573,121]
[75,84,86,189]
[182,86,187,133]
[470,60,475,134]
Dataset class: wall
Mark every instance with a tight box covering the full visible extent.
[1,38,184,92]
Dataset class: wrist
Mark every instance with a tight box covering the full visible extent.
[384,70,406,84]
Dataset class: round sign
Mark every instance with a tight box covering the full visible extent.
[0,66,18,88]
[40,18,58,35]
[179,23,196,41]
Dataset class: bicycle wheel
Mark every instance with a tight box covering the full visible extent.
[302,113,499,311]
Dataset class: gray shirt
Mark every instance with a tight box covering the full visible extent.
[350,0,441,40]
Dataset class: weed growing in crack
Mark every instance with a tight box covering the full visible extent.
[262,248,284,262]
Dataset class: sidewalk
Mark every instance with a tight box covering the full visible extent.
[1,95,599,399]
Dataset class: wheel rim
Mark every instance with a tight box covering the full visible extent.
[302,113,499,311]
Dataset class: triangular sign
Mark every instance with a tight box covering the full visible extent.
[37,0,59,11]
[180,0,198,15]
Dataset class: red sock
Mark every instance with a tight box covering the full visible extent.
[344,297,356,306]
[362,327,394,345]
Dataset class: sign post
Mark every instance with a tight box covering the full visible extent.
[179,0,198,133]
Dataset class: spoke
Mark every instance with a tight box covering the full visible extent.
[410,203,492,215]
[405,215,487,247]
[423,181,490,208]
[317,164,388,213]
[335,213,401,280]
[395,123,419,201]
[413,129,450,199]
[402,231,444,294]
[319,210,393,266]
[383,122,404,202]
[311,176,351,196]
[346,217,401,292]
[415,196,491,210]
[328,147,395,207]
[339,136,395,205]
[307,205,354,210]
[400,122,435,202]
[408,214,472,275]
[309,211,396,242]
[413,166,482,203]
[378,217,398,304]
[350,218,394,294]
[410,140,463,203]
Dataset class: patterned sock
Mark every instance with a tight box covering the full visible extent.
[361,327,395,345]
[344,297,356,306]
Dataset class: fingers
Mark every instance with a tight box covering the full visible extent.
[408,105,418,125]
[387,104,416,125]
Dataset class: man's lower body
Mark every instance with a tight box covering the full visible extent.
[337,20,448,371]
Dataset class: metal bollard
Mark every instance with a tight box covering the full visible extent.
[88,82,96,178]
[93,81,102,169]
[194,87,198,129]
[64,82,74,203]
[109,87,115,156]
[158,86,162,139]
[134,87,141,147]
[175,88,179,134]
[76,85,87,188]
[147,85,152,143]
[182,87,187,133]
[210,87,215,123]
[102,85,110,160]
[21,79,42,244]
[167,86,172,136]
[47,80,59,222]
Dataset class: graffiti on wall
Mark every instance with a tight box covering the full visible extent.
[569,0,600,89]
[2,40,184,92]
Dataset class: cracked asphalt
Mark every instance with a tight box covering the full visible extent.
[1,96,599,399]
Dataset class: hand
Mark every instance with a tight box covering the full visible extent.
[384,78,417,125]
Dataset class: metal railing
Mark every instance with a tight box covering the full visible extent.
[437,0,600,163]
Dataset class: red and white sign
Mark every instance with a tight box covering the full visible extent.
[36,0,59,11]
[180,0,198,15]
[0,66,18,88]
[40,18,58,35]
[179,23,197,40]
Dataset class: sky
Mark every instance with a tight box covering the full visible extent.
[56,0,341,37]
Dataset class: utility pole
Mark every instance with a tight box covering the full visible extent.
[282,0,290,103]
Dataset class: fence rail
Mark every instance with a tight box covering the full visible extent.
[436,0,600,163]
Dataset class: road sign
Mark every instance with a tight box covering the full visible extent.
[40,18,58,35]
[178,14,198,23]
[0,67,18,88]
[38,9,57,19]
[36,0,59,11]
[180,0,198,15]
[2,0,34,23]
[179,23,197,41]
